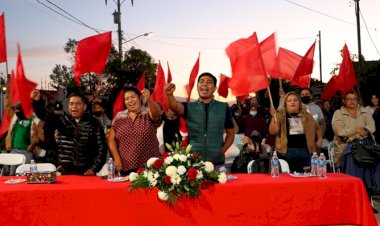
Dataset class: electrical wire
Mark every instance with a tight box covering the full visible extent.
[359,11,380,57]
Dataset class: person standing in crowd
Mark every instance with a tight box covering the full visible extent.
[322,100,335,142]
[238,104,267,138]
[92,98,112,135]
[300,88,325,134]
[165,72,235,169]
[365,93,379,116]
[162,108,182,151]
[32,90,107,175]
[269,92,322,172]
[107,86,161,175]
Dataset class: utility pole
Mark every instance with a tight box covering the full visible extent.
[112,0,123,62]
[354,0,363,104]
[318,30,323,90]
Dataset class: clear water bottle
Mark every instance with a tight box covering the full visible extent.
[30,160,37,173]
[271,151,280,177]
[318,153,327,179]
[107,158,115,181]
[311,152,319,176]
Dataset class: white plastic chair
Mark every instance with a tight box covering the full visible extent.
[0,153,26,176]
[247,160,255,173]
[15,163,56,175]
[327,141,336,173]
[279,159,290,173]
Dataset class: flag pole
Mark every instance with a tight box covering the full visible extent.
[266,78,277,122]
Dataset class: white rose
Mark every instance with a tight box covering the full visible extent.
[179,154,187,162]
[164,156,173,165]
[129,172,138,182]
[158,190,169,201]
[170,174,182,185]
[147,157,159,168]
[177,165,187,175]
[154,172,159,179]
[165,165,177,177]
[173,154,180,160]
[204,161,214,172]
[218,173,227,184]
[196,170,203,179]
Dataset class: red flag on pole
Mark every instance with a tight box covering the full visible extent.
[271,47,302,80]
[113,88,124,119]
[0,108,10,138]
[10,70,20,105]
[217,74,230,98]
[337,44,357,91]
[0,13,7,63]
[259,33,277,77]
[167,61,172,84]
[185,53,200,102]
[16,45,37,119]
[152,62,168,110]
[321,75,338,100]
[226,32,268,96]
[136,72,145,90]
[291,41,316,88]
[74,31,112,86]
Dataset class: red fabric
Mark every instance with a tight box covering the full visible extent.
[185,53,200,102]
[0,174,376,226]
[16,45,37,119]
[112,88,124,119]
[167,61,172,83]
[238,95,249,104]
[321,75,338,100]
[259,32,277,77]
[226,32,268,96]
[271,47,302,80]
[291,41,316,88]
[136,72,145,91]
[151,62,168,111]
[74,31,112,86]
[337,44,358,92]
[217,74,230,98]
[0,108,10,138]
[179,117,188,146]
[0,13,7,63]
[10,70,20,105]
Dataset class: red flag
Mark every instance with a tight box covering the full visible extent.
[136,72,145,90]
[271,47,302,80]
[74,31,112,85]
[16,45,37,119]
[0,13,7,63]
[226,32,268,96]
[10,70,20,105]
[321,75,338,100]
[113,88,124,119]
[151,62,168,110]
[185,53,200,102]
[217,74,230,98]
[337,44,357,91]
[167,61,172,83]
[259,33,277,76]
[291,41,316,88]
[0,108,10,138]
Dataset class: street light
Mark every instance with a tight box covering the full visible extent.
[123,32,153,44]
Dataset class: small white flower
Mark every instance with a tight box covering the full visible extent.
[143,170,149,178]
[177,165,187,175]
[178,154,187,162]
[165,165,177,176]
[149,178,158,187]
[129,172,138,182]
[204,161,214,172]
[170,174,182,185]
[164,156,174,165]
[196,170,203,179]
[147,171,154,181]
[147,157,159,168]
[158,190,169,201]
[173,154,180,160]
[154,172,159,179]
[187,160,191,167]
[218,173,227,184]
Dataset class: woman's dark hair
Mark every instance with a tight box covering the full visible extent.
[124,86,141,98]
[369,93,380,107]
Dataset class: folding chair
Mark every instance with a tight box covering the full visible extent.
[247,160,255,174]
[16,163,56,175]
[279,159,290,173]
[327,141,336,173]
[0,153,26,176]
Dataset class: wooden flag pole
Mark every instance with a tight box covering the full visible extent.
[266,78,277,122]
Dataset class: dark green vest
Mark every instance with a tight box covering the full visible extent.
[186,100,226,164]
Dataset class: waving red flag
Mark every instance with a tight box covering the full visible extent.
[271,47,302,80]
[136,72,145,90]
[113,88,124,119]
[218,74,230,98]
[337,44,357,91]
[0,108,10,138]
[167,61,172,83]
[291,41,316,88]
[16,45,37,119]
[226,32,268,96]
[74,31,112,85]
[10,70,20,105]
[259,33,277,76]
[0,13,7,63]
[152,62,168,110]
[321,75,338,100]
[185,53,200,101]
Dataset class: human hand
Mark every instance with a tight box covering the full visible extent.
[355,128,368,137]
[30,89,41,101]
[84,169,95,176]
[165,83,176,95]
[240,136,253,145]
[114,158,122,172]
[269,105,276,117]
[141,88,151,100]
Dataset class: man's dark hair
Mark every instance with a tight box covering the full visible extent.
[124,86,141,98]
[300,88,313,95]
[197,72,217,87]
[67,92,88,104]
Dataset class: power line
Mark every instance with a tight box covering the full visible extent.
[359,11,380,57]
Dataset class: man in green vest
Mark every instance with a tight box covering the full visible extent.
[165,72,235,170]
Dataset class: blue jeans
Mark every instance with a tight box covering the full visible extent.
[10,149,34,175]
[283,148,310,173]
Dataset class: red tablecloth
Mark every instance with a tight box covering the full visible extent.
[0,173,377,226]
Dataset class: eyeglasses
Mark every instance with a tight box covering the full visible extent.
[345,98,357,102]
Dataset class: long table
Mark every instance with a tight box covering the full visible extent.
[0,173,376,226]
